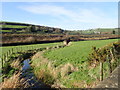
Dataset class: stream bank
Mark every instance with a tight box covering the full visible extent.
[20,59,51,88]
[1,49,50,88]
[1,44,66,89]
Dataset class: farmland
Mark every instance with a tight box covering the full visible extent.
[0,21,119,35]
[0,21,119,88]
[0,42,61,84]
[0,42,61,58]
[1,21,119,46]
[31,39,119,88]
[0,37,119,88]
[44,39,118,66]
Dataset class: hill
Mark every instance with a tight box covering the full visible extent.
[0,21,118,35]
[0,21,64,34]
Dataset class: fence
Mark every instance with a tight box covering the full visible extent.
[0,43,64,68]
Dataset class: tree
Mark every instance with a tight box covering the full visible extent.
[12,29,17,33]
[112,30,115,34]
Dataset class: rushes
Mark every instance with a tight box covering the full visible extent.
[0,72,30,88]
[31,51,78,88]
[11,58,22,70]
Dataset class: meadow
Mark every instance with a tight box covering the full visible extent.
[1,42,61,57]
[31,39,119,88]
[0,38,119,88]
[44,39,118,66]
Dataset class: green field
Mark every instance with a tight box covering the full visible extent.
[37,39,118,88]
[81,28,118,34]
[0,42,61,56]
[0,42,61,82]
[44,39,118,66]
[1,25,28,29]
[1,39,119,88]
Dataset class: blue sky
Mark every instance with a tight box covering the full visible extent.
[2,2,118,30]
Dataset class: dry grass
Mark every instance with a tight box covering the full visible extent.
[0,72,30,89]
[10,58,22,70]
[31,51,79,88]
[31,52,42,60]
[60,63,78,77]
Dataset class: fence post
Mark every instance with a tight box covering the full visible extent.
[11,48,13,54]
[20,47,22,52]
[1,57,3,70]
[107,54,112,74]
[100,62,103,81]
[2,55,5,66]
[8,50,10,57]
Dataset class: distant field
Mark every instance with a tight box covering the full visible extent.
[0,21,118,35]
[82,28,118,34]
[1,25,28,29]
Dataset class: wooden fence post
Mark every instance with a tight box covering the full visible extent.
[100,62,103,81]
[20,47,22,52]
[2,55,5,66]
[8,50,10,56]
[107,54,112,74]
[1,57,3,69]
[11,48,13,54]
[5,52,8,62]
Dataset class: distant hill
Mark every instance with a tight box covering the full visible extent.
[69,28,118,35]
[0,21,118,35]
[0,21,64,34]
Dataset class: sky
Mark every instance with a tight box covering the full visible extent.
[1,2,118,30]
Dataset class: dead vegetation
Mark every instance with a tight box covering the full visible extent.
[10,58,22,69]
[1,57,31,89]
[1,34,119,45]
[0,72,30,89]
[31,51,78,88]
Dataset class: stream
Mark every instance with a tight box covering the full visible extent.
[21,59,50,88]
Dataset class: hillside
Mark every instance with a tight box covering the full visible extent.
[80,28,118,35]
[0,21,64,34]
[0,21,118,35]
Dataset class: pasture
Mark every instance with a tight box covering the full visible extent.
[44,39,118,66]
[39,39,119,88]
[0,38,119,88]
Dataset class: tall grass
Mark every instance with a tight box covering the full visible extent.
[32,39,118,88]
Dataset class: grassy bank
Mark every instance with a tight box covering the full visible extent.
[31,39,119,88]
[0,42,61,86]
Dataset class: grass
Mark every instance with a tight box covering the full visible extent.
[0,42,61,57]
[81,28,118,34]
[1,39,119,88]
[0,42,61,81]
[0,72,30,88]
[44,39,118,67]
[38,39,118,88]
[0,30,12,32]
[1,25,28,29]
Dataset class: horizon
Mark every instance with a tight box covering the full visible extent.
[2,2,118,30]
[1,20,117,31]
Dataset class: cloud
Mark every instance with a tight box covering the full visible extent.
[19,4,117,30]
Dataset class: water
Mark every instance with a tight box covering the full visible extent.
[22,59,30,71]
[21,59,50,88]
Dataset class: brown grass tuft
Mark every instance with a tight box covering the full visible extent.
[60,63,78,77]
[0,72,30,89]
[10,59,22,69]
